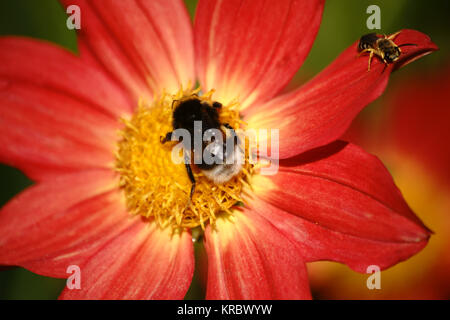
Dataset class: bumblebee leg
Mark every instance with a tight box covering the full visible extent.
[160,131,173,144]
[186,164,196,199]
[184,152,196,199]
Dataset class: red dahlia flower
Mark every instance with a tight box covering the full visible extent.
[0,0,438,299]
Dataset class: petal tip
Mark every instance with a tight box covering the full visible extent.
[393,29,439,70]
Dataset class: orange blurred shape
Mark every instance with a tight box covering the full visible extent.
[308,64,450,300]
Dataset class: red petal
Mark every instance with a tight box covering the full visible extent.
[244,29,438,158]
[248,197,428,273]
[59,222,194,300]
[0,37,133,118]
[251,141,431,243]
[391,29,439,70]
[194,0,324,108]
[204,210,311,299]
[60,0,195,98]
[0,170,125,277]
[21,191,134,279]
[0,81,120,181]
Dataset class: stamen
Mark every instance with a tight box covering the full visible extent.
[115,88,254,229]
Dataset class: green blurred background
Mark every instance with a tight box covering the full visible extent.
[0,0,449,299]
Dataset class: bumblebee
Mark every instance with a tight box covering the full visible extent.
[358,32,416,71]
[161,96,243,199]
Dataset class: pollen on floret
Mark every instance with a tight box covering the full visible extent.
[115,87,254,230]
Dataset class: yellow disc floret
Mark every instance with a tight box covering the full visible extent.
[115,88,253,230]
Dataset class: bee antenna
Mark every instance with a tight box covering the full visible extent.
[171,99,179,109]
[398,43,417,48]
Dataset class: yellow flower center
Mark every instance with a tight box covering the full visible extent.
[115,88,253,230]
